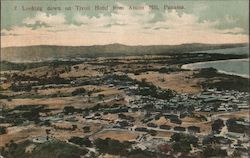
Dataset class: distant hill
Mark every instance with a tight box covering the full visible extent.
[1,43,247,62]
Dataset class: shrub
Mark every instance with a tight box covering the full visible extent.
[0,126,7,135]
[94,138,131,155]
[68,137,92,147]
[203,146,227,157]
[171,133,198,153]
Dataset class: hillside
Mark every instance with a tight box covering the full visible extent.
[1,43,247,62]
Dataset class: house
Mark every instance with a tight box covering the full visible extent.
[103,106,128,113]
[170,118,182,124]
[135,127,148,132]
[116,120,130,128]
[32,136,50,143]
[159,125,171,130]
[174,126,186,132]
[218,107,227,112]
[147,123,158,128]
[238,104,249,110]
[164,114,178,120]
[227,132,244,139]
[180,111,189,118]
[235,121,250,126]
[187,126,200,133]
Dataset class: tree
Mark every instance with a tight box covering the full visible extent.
[72,125,77,130]
[203,146,227,157]
[212,119,224,134]
[231,150,242,158]
[30,141,88,158]
[0,126,7,135]
[68,137,92,147]
[170,133,198,153]
[226,118,248,133]
[63,106,76,114]
[98,94,105,102]
[73,66,79,70]
[148,130,157,136]
[172,142,191,153]
[83,126,90,133]
[128,149,154,158]
[71,88,86,96]
[94,138,131,155]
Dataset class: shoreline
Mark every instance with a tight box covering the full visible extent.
[181,58,250,79]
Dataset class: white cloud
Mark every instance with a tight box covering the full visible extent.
[73,3,155,31]
[218,27,244,34]
[23,12,66,26]
[1,3,248,47]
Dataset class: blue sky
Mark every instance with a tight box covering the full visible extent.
[1,0,249,47]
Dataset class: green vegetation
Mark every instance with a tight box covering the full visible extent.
[127,149,156,158]
[1,44,249,158]
[129,66,182,75]
[1,140,88,158]
[82,126,90,133]
[0,86,5,91]
[68,137,92,147]
[63,106,83,115]
[202,146,227,157]
[1,60,81,71]
[212,119,225,134]
[10,84,32,92]
[195,68,249,92]
[137,78,176,100]
[226,118,249,133]
[71,88,86,96]
[0,94,9,99]
[168,53,246,65]
[1,140,26,158]
[0,126,7,135]
[2,105,49,125]
[1,43,246,61]
[31,141,88,158]
[172,142,191,153]
[190,113,207,122]
[94,138,131,155]
[171,133,198,153]
[9,73,70,87]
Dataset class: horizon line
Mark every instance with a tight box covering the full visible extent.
[1,42,249,49]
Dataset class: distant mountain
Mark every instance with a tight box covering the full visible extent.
[1,43,248,62]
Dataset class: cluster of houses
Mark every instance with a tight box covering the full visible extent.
[3,71,249,157]
[126,86,249,114]
[194,88,249,112]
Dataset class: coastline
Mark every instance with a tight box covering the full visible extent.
[181,58,250,79]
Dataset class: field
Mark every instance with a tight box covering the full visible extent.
[0,125,46,147]
[129,71,203,94]
[93,129,139,142]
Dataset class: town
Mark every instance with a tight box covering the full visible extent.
[0,52,249,158]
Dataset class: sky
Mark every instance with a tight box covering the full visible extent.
[1,0,249,47]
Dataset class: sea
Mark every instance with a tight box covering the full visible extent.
[182,46,249,78]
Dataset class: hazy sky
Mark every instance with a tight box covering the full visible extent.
[1,0,249,47]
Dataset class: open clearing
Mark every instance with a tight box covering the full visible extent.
[0,125,46,147]
[129,71,203,94]
[93,129,139,142]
